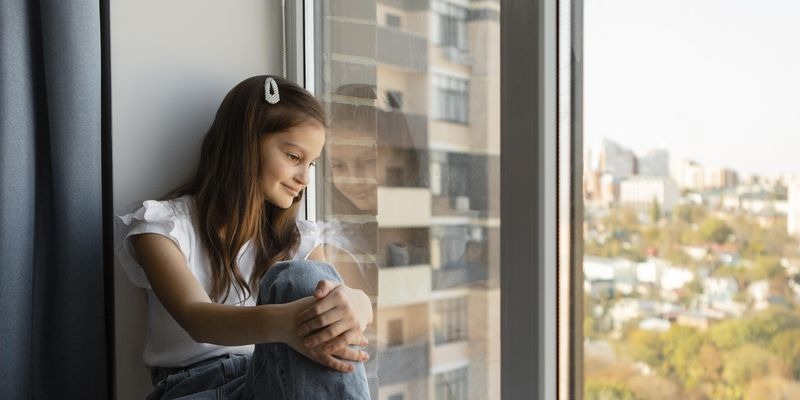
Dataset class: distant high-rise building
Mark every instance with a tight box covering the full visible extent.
[704,167,738,190]
[638,149,669,178]
[619,177,679,214]
[671,159,705,190]
[599,138,636,179]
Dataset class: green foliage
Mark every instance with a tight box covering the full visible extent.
[626,330,665,367]
[674,203,707,224]
[731,215,795,259]
[585,380,639,400]
[722,344,782,389]
[699,218,734,244]
[752,256,784,281]
[770,328,800,379]
[709,308,800,351]
[662,326,707,388]
[650,197,661,224]
[613,309,800,398]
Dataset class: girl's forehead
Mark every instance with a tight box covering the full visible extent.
[266,124,325,156]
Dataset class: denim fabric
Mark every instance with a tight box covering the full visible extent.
[147,260,370,400]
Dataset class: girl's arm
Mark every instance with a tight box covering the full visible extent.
[131,233,368,372]
[131,233,297,346]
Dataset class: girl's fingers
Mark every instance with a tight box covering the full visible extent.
[296,307,344,337]
[296,294,338,325]
[332,345,369,363]
[304,320,347,348]
[314,279,341,299]
[320,329,361,354]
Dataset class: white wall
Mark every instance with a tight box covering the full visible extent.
[111,1,282,397]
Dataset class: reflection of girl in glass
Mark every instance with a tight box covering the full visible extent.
[325,84,427,216]
[116,76,372,399]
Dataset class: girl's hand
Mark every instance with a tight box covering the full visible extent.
[295,280,373,355]
[282,296,369,372]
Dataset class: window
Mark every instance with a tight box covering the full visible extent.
[434,297,468,345]
[434,367,469,400]
[432,0,467,50]
[576,1,800,398]
[433,74,469,124]
[387,319,404,347]
[385,13,401,29]
[385,89,403,110]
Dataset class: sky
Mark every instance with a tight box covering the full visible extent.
[584,0,800,176]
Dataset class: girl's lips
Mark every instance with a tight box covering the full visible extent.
[283,184,301,197]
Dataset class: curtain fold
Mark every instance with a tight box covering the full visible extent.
[0,0,108,398]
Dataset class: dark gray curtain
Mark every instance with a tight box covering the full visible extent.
[0,0,108,398]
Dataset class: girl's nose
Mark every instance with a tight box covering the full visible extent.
[295,166,310,185]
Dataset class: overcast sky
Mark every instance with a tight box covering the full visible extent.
[584,0,800,176]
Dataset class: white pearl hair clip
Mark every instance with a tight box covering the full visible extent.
[264,77,280,104]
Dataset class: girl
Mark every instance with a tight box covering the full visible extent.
[115,76,373,399]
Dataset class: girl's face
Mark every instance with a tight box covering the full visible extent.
[259,122,326,209]
[328,143,377,212]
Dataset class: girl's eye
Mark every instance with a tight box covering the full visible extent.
[287,153,300,162]
[309,161,317,167]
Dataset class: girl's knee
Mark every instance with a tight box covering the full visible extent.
[258,260,342,304]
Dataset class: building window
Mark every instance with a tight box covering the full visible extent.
[386,13,402,28]
[432,0,467,50]
[433,74,469,124]
[388,318,404,347]
[434,297,468,344]
[435,367,469,400]
[385,89,403,110]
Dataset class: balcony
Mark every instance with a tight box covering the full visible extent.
[377,341,430,385]
[377,27,427,72]
[432,262,489,290]
[378,265,432,307]
[377,187,431,227]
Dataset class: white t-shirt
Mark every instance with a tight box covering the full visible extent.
[114,195,324,367]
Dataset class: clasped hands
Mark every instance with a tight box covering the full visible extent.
[287,280,373,372]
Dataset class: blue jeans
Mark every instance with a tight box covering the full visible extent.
[147,260,371,400]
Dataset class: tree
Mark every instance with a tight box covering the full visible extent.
[674,203,707,224]
[585,381,639,400]
[770,328,800,379]
[627,329,665,367]
[650,197,661,224]
[722,344,786,392]
[662,326,706,388]
[699,218,733,244]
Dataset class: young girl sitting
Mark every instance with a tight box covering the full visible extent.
[115,76,373,399]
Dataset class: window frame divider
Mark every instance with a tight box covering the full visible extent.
[501,0,558,398]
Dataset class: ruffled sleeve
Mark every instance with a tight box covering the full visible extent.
[114,197,193,288]
[295,219,323,260]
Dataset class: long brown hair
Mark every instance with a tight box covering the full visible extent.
[166,75,326,303]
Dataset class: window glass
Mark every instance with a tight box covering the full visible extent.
[313,0,500,398]
[582,1,800,398]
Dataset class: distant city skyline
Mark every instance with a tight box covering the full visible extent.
[585,0,800,176]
